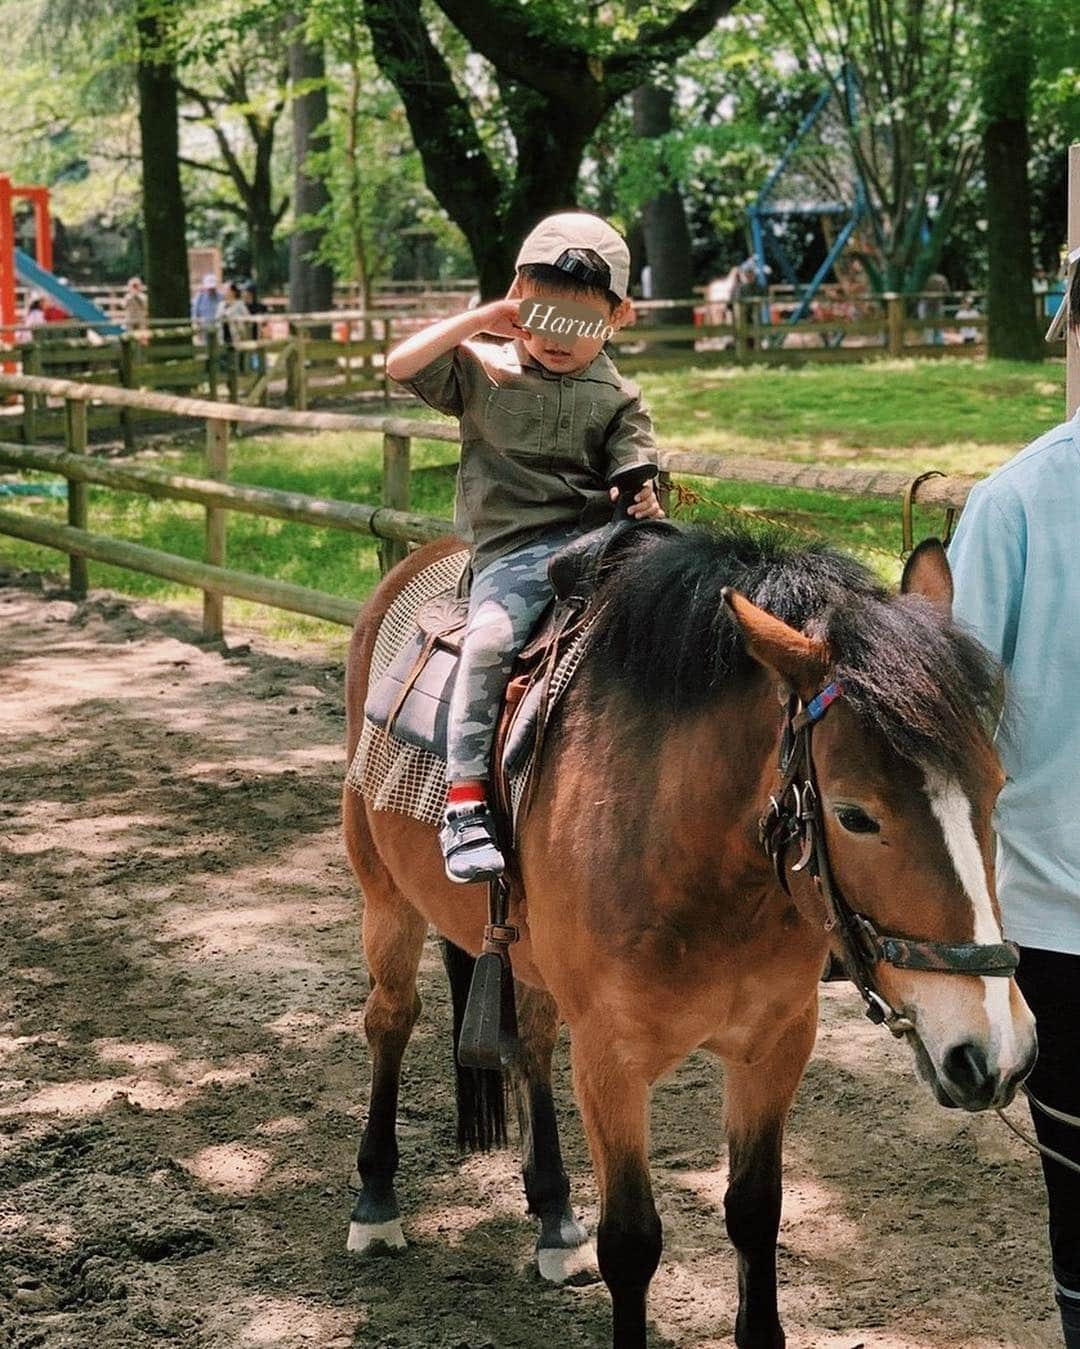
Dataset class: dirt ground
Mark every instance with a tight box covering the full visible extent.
[0,566,1063,1349]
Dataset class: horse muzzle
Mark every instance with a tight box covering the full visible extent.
[911,1029,1037,1112]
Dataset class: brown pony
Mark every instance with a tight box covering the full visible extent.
[341,524,1036,1349]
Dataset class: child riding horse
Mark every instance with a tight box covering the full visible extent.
[384,210,664,885]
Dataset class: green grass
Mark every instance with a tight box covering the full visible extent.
[634,357,1063,475]
[0,357,1065,647]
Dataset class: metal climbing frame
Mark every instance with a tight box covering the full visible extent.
[748,64,873,330]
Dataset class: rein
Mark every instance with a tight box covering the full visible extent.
[760,682,1020,1037]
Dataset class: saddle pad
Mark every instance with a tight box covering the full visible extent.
[345,550,469,827]
[345,549,595,835]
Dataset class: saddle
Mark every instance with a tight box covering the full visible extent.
[363,520,666,845]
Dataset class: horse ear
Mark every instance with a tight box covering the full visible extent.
[901,538,953,615]
[722,588,829,692]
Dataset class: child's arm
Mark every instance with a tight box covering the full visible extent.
[385,300,525,383]
[604,395,665,520]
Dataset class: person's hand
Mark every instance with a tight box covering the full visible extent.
[610,478,665,520]
[474,299,528,341]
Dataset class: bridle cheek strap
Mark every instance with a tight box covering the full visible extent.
[762,682,1019,1036]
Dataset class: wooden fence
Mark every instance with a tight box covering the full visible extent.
[0,372,978,641]
[4,288,1063,446]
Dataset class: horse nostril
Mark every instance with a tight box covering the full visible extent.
[942,1041,993,1101]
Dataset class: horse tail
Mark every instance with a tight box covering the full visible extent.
[441,939,508,1151]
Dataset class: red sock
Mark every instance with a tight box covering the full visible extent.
[447,781,486,810]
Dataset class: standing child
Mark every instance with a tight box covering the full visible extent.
[385,211,663,884]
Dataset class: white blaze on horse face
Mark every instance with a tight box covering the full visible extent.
[919,766,1032,1079]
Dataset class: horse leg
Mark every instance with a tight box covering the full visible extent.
[721,1001,817,1349]
[572,1038,661,1349]
[345,823,428,1255]
[513,985,596,1283]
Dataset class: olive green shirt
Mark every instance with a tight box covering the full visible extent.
[396,336,658,573]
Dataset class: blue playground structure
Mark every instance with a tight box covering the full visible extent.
[14,248,119,335]
[748,65,873,327]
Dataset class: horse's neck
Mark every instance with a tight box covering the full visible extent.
[560,670,780,863]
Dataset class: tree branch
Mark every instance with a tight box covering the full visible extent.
[607,0,738,88]
[179,155,234,178]
[362,0,505,257]
[432,0,598,107]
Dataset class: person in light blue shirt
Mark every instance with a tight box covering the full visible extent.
[191,274,223,328]
[948,269,1080,1348]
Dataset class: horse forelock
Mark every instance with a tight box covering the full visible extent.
[583,523,1000,777]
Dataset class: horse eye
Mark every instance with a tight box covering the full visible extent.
[835,805,880,835]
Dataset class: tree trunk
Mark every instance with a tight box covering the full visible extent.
[249,205,280,297]
[287,18,334,313]
[632,82,694,340]
[135,2,189,319]
[364,0,732,301]
[982,0,1041,361]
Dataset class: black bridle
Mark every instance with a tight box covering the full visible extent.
[760,682,1020,1037]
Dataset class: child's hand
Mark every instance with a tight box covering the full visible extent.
[474,299,528,341]
[610,478,665,520]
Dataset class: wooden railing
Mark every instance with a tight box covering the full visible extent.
[5,290,1058,441]
[0,372,979,641]
[0,373,455,635]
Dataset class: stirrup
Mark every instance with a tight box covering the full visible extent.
[439,805,505,885]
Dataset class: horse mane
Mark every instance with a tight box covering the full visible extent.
[581,522,1000,775]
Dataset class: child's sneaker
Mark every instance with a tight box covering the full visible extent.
[439,804,505,884]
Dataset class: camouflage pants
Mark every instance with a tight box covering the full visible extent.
[446,526,581,783]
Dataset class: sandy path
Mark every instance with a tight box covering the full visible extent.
[0,566,1061,1348]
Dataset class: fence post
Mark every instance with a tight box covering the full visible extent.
[294,326,309,411]
[118,334,137,451]
[226,344,240,404]
[65,398,89,599]
[380,432,411,572]
[22,333,42,444]
[382,316,391,402]
[206,326,220,400]
[343,320,354,393]
[733,300,750,363]
[886,293,905,357]
[203,416,229,640]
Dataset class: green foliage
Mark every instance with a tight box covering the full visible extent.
[0,0,140,230]
[757,0,981,292]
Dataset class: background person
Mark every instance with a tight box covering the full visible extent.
[219,280,250,353]
[947,260,1080,1349]
[955,293,981,344]
[122,276,148,333]
[241,281,267,372]
[191,273,222,332]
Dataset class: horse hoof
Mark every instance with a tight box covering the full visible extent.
[537,1239,599,1285]
[346,1218,407,1255]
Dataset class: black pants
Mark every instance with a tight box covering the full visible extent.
[1016,946,1080,1341]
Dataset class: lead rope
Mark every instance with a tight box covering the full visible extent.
[995,1087,1080,1178]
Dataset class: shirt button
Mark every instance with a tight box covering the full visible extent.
[559,416,570,428]
[561,377,571,387]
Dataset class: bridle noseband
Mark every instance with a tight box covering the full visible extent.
[760,682,1020,1037]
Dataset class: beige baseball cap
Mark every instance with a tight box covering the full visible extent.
[515,211,630,301]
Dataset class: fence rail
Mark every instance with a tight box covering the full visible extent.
[3,290,1061,442]
[0,372,980,639]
